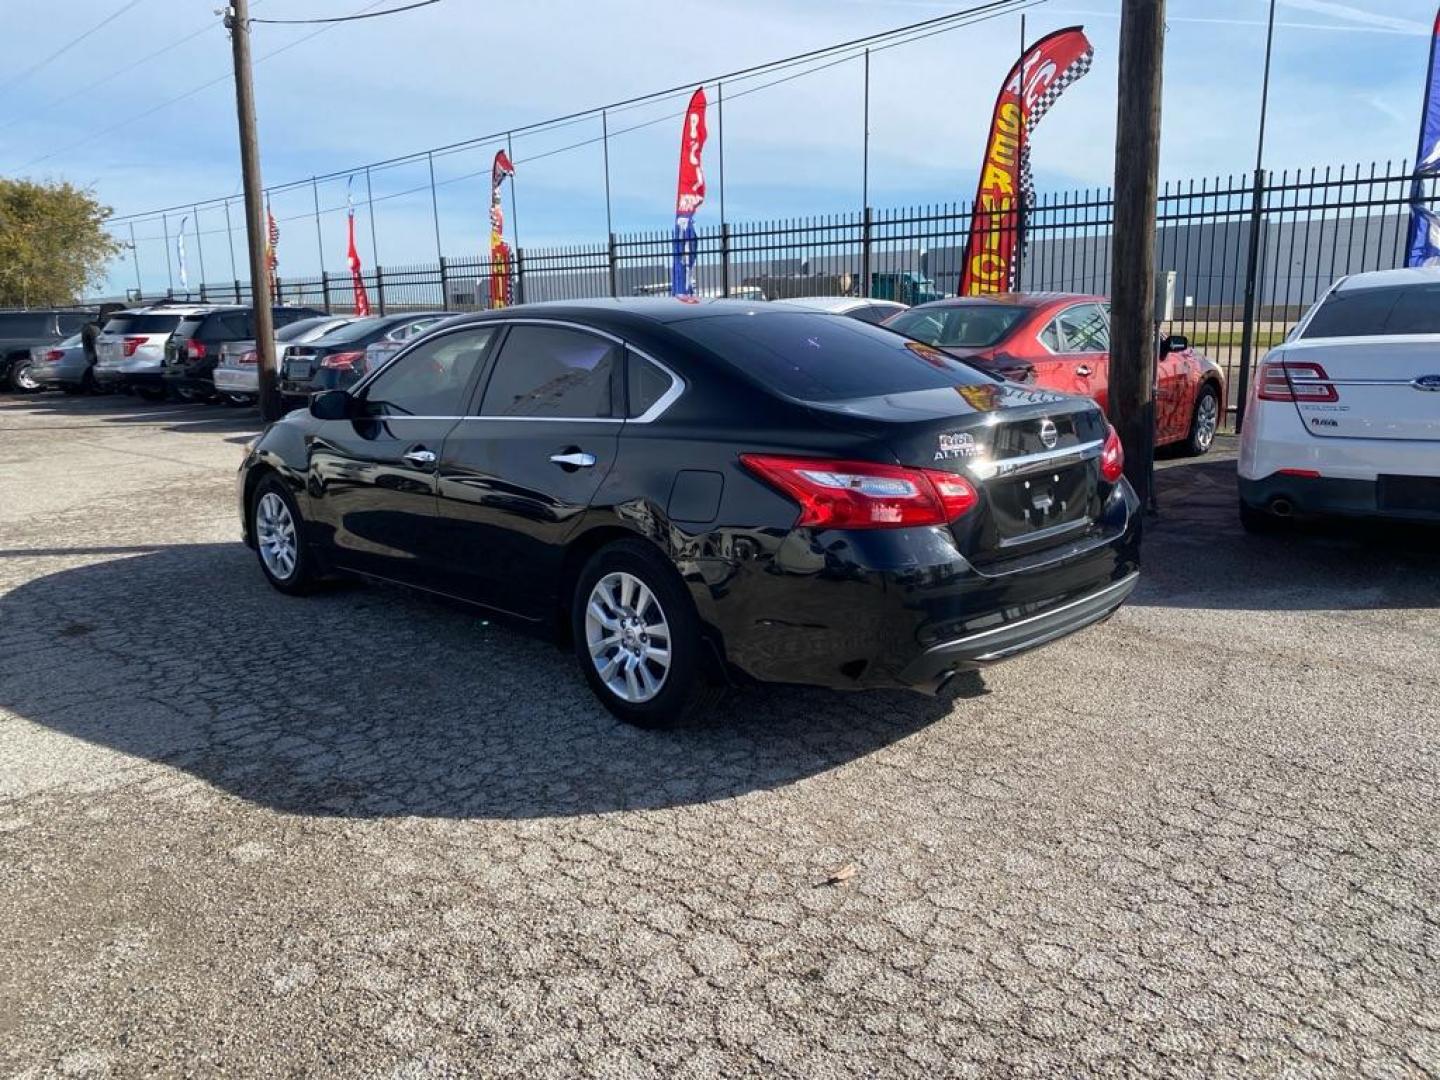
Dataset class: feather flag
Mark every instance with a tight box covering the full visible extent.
[959,27,1094,295]
[346,177,372,316]
[671,88,708,298]
[177,215,189,291]
[265,201,279,302]
[489,150,515,309]
[1407,8,1440,266]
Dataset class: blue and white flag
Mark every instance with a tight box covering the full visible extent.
[177,214,190,290]
[1406,8,1440,266]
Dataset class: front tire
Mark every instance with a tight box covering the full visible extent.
[7,359,39,392]
[251,476,317,595]
[571,539,710,728]
[1185,384,1221,456]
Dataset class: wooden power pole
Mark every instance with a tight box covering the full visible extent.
[1108,0,1166,506]
[226,0,280,421]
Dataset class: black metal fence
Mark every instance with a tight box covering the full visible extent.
[102,161,1433,411]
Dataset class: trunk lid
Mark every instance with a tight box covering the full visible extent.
[1274,338,1440,442]
[807,384,1114,565]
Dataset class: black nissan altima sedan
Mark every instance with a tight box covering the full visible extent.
[238,298,1140,726]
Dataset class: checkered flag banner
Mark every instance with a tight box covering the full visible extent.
[960,26,1095,295]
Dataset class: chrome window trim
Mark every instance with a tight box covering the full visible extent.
[967,438,1105,481]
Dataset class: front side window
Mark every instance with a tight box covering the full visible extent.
[478,324,619,418]
[362,327,495,416]
[1056,304,1110,353]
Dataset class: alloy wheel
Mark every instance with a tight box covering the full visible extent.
[1195,392,1219,451]
[584,571,672,703]
[13,362,39,391]
[256,491,298,581]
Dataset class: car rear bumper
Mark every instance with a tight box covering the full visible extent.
[700,483,1142,694]
[213,367,258,394]
[33,359,89,386]
[1239,472,1440,522]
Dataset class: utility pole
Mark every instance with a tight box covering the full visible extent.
[1108,0,1166,508]
[226,0,280,421]
[1234,0,1277,432]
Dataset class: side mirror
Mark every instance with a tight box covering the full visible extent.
[309,389,356,421]
[1161,334,1189,356]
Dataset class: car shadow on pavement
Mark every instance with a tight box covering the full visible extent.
[0,542,958,821]
[1133,455,1440,611]
[4,393,262,435]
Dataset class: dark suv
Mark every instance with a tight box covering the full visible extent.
[163,305,325,401]
[1,310,93,391]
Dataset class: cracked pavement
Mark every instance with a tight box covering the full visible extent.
[1,394,1438,1078]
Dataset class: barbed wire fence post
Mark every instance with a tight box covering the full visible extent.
[427,150,443,264]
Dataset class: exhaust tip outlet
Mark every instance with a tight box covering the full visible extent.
[1269,497,1294,518]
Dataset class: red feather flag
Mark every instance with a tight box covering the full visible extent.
[959,27,1094,296]
[346,182,371,317]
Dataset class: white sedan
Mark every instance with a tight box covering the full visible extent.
[1238,267,1440,529]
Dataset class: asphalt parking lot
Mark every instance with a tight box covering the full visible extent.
[1,393,1438,1079]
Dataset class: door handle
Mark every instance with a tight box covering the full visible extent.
[549,451,597,469]
[402,448,437,467]
[1075,364,1092,377]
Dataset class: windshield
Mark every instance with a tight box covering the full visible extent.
[101,313,182,335]
[886,304,1028,349]
[1301,283,1440,338]
[673,311,992,402]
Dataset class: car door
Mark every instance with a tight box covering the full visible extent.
[1045,303,1112,409]
[1155,335,1201,444]
[433,321,624,619]
[307,325,496,589]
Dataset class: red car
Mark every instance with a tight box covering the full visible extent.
[884,293,1225,454]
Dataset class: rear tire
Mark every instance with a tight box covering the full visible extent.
[571,539,713,728]
[1185,384,1221,456]
[251,476,318,595]
[7,359,39,392]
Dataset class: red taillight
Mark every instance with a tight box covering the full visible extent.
[1100,424,1124,484]
[185,339,207,360]
[320,350,365,371]
[238,349,258,366]
[1276,468,1321,478]
[44,349,64,362]
[1258,361,1337,402]
[122,336,146,357]
[739,454,978,530]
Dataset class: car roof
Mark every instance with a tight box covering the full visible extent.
[1333,267,1440,292]
[770,297,906,313]
[455,297,800,330]
[907,292,1104,311]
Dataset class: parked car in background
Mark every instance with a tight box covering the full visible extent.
[28,333,89,393]
[0,309,92,391]
[1239,267,1440,530]
[212,315,355,406]
[361,313,455,375]
[278,311,449,408]
[163,305,325,402]
[871,271,946,306]
[886,293,1226,454]
[239,299,1139,727]
[94,303,207,400]
[770,296,909,324]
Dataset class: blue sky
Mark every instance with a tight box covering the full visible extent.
[0,0,1435,295]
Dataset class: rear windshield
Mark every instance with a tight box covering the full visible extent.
[1302,283,1440,339]
[277,316,341,342]
[673,312,992,402]
[312,316,393,345]
[102,313,182,335]
[886,304,1029,348]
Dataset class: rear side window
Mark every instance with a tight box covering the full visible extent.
[478,324,618,418]
[0,313,55,336]
[674,311,994,402]
[172,317,206,341]
[1302,283,1440,338]
[1055,304,1110,353]
[626,351,675,418]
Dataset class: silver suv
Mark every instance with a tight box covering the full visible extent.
[94,302,212,400]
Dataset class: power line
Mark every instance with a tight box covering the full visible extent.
[101,0,1038,224]
[113,0,1043,243]
[11,0,390,173]
[251,0,441,23]
[0,0,145,96]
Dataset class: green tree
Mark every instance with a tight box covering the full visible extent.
[0,178,119,307]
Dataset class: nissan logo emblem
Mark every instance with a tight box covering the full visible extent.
[1039,418,1059,449]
